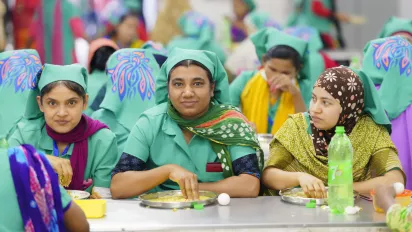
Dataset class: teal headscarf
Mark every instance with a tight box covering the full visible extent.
[246,11,282,30]
[25,64,88,119]
[142,41,168,57]
[284,26,324,51]
[99,48,160,130]
[243,0,256,12]
[0,50,42,138]
[378,17,412,38]
[156,48,229,105]
[362,36,412,120]
[250,28,314,105]
[167,11,226,64]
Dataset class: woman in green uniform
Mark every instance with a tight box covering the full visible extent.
[92,48,160,156]
[0,144,88,232]
[229,28,316,135]
[378,17,412,43]
[8,64,119,197]
[111,48,263,199]
[0,49,42,140]
[84,38,119,116]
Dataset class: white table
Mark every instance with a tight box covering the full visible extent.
[88,197,389,232]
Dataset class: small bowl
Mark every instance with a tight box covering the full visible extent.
[370,189,412,213]
[67,190,90,200]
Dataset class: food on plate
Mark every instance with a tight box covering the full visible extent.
[150,195,210,202]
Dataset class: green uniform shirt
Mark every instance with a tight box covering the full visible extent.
[8,117,119,192]
[123,103,255,192]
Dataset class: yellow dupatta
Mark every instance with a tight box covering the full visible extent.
[240,70,296,134]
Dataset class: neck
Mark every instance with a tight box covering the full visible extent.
[57,142,69,154]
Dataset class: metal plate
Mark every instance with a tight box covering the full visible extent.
[279,187,359,206]
[139,190,218,209]
[67,190,90,200]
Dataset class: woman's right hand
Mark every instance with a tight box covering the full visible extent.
[46,155,73,187]
[168,164,199,200]
[297,172,327,199]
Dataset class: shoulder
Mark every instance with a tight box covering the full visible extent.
[90,128,116,142]
[16,118,45,132]
[141,103,168,118]
[355,115,388,133]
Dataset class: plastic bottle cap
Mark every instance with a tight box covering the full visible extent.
[335,126,345,134]
[193,203,204,210]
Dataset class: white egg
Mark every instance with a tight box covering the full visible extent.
[218,193,231,206]
[393,182,405,195]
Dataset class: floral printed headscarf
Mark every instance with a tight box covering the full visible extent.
[311,66,365,156]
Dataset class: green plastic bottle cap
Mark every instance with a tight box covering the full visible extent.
[335,126,345,134]
[305,202,316,208]
[193,203,204,210]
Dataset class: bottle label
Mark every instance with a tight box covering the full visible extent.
[328,160,353,185]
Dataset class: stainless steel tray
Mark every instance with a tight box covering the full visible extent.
[279,187,359,206]
[139,190,217,209]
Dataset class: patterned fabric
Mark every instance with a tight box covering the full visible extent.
[232,153,260,179]
[168,102,263,178]
[107,50,155,102]
[264,113,402,194]
[98,48,159,130]
[311,67,365,156]
[111,153,146,178]
[112,152,260,179]
[362,36,412,120]
[8,144,65,232]
[387,204,412,232]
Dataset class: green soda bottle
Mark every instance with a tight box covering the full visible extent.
[328,126,354,214]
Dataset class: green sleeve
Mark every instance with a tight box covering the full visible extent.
[59,185,72,211]
[123,115,152,162]
[229,70,257,107]
[90,129,119,188]
[228,145,256,161]
[7,127,23,148]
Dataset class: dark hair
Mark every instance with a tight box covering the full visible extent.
[40,81,87,102]
[167,59,214,85]
[90,46,116,73]
[263,45,302,71]
[107,13,139,38]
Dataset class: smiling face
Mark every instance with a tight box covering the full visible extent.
[37,82,88,133]
[263,58,299,83]
[309,87,342,130]
[168,64,215,120]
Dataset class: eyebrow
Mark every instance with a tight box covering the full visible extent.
[46,97,80,101]
[320,97,334,101]
[171,77,205,82]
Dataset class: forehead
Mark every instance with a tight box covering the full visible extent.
[267,58,295,70]
[313,87,335,100]
[43,84,81,99]
[169,65,209,80]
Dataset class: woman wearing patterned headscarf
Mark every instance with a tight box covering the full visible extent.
[262,66,405,197]
[362,36,412,189]
[110,48,263,199]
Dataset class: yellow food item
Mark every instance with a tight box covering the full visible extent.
[284,191,328,199]
[150,195,210,202]
[67,191,80,200]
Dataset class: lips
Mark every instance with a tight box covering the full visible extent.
[311,116,322,122]
[55,120,69,126]
[181,101,197,107]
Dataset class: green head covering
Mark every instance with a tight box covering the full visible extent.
[0,49,42,138]
[100,48,159,130]
[157,48,263,178]
[362,36,412,120]
[349,68,392,132]
[243,0,256,12]
[167,11,215,51]
[251,28,314,105]
[378,17,412,38]
[25,64,88,119]
[284,26,324,51]
[123,0,142,12]
[156,48,230,105]
[142,41,168,56]
[245,11,282,31]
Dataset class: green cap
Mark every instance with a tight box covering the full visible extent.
[335,126,345,134]
[193,203,205,210]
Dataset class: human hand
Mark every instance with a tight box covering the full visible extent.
[168,164,199,201]
[46,155,73,187]
[298,172,327,199]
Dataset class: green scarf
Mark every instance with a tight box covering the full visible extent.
[0,49,42,138]
[99,48,160,130]
[156,48,263,177]
[25,64,88,119]
[377,17,412,38]
[362,36,412,120]
[250,28,314,106]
